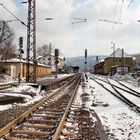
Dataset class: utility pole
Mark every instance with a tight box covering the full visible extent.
[121,48,124,74]
[0,2,36,82]
[85,49,87,73]
[111,42,115,66]
[26,0,36,83]
[96,56,99,64]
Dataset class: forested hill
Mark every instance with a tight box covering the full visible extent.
[65,55,107,70]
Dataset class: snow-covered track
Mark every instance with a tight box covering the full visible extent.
[0,82,18,90]
[91,75,140,98]
[114,80,140,95]
[90,75,140,113]
[0,74,81,139]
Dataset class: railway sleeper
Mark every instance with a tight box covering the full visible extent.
[64,124,77,130]
[6,133,49,140]
[27,119,59,124]
[31,114,61,119]
[38,108,64,112]
[35,111,63,116]
[22,124,54,129]
[62,130,76,137]
[5,136,32,140]
[8,129,50,137]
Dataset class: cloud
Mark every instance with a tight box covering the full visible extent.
[0,0,140,58]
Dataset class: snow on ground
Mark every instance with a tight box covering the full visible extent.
[1,73,140,139]
[0,83,45,111]
[83,74,140,140]
[107,78,140,107]
[0,74,16,84]
[37,73,71,81]
[0,74,70,111]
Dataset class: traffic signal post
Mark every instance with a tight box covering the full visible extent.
[18,37,24,83]
[55,49,59,78]
[85,49,87,73]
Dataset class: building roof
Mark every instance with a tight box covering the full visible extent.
[0,58,51,68]
[110,48,131,58]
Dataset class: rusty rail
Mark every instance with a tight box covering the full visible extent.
[0,74,81,139]
[52,74,81,140]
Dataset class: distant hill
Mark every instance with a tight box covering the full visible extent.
[65,55,107,70]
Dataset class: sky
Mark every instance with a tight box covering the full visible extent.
[0,0,140,58]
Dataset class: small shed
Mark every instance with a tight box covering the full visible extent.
[111,65,129,75]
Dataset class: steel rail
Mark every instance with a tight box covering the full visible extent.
[114,79,140,95]
[52,74,81,140]
[0,74,80,138]
[106,79,140,112]
[90,76,140,113]
[90,75,140,98]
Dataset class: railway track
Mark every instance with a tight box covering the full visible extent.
[90,75,140,113]
[91,75,140,98]
[0,75,74,92]
[0,75,76,105]
[0,82,18,90]
[0,74,81,140]
[114,79,140,95]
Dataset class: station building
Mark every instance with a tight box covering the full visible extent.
[94,48,133,75]
[37,55,65,73]
[0,58,52,79]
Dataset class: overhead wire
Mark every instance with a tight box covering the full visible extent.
[120,0,124,15]
[128,0,134,7]
[117,0,126,24]
[65,0,71,19]
[0,3,27,27]
[117,0,134,27]
[64,0,75,30]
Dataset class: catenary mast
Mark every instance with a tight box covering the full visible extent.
[26,0,36,83]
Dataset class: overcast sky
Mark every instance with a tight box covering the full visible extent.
[0,0,140,58]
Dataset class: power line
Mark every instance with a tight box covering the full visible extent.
[64,0,75,30]
[0,3,27,27]
[128,0,134,7]
[65,0,71,19]
[99,19,123,24]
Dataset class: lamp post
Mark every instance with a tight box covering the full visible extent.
[111,42,115,65]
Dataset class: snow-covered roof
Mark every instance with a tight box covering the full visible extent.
[110,48,131,57]
[1,58,26,63]
[0,58,51,68]
[37,55,64,60]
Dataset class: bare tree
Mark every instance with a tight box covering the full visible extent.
[0,20,16,61]
[37,43,53,57]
